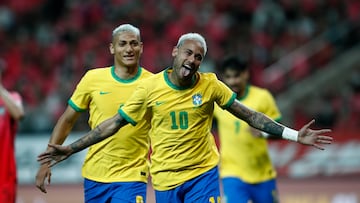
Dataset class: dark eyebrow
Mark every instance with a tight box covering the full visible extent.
[182,47,203,60]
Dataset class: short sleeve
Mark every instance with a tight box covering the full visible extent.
[212,77,236,109]
[118,83,149,126]
[68,72,91,112]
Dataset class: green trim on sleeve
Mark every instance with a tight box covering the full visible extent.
[68,99,87,112]
[222,93,237,109]
[274,116,283,122]
[118,108,137,126]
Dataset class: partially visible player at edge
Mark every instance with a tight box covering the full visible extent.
[0,65,25,203]
[35,24,153,203]
[214,56,282,203]
[37,32,333,203]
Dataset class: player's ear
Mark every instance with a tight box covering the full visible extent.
[172,46,178,57]
[109,43,115,54]
[139,42,143,55]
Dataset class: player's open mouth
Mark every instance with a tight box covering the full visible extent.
[180,65,192,77]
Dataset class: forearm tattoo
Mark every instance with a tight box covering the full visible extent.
[229,100,284,137]
[69,116,125,153]
[69,127,104,153]
[251,111,283,136]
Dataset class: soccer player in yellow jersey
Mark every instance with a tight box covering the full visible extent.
[37,33,333,203]
[214,56,282,203]
[35,24,153,203]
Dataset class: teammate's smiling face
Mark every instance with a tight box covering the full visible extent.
[110,31,143,68]
[172,39,204,81]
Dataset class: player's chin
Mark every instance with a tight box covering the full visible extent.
[181,72,195,80]
[122,60,138,67]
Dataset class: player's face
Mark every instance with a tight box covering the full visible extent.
[110,31,143,68]
[171,39,204,81]
[222,68,249,94]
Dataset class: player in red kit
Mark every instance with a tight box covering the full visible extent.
[0,65,24,203]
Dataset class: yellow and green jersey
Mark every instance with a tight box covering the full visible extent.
[119,68,236,191]
[214,85,282,183]
[69,66,153,183]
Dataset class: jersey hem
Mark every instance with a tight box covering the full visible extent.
[82,175,148,184]
[152,165,217,191]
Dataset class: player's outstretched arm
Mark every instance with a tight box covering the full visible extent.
[226,100,333,149]
[37,113,129,167]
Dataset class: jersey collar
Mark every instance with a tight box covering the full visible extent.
[111,66,142,83]
[163,67,198,90]
[237,84,250,101]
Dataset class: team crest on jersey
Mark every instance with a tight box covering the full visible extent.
[192,93,202,106]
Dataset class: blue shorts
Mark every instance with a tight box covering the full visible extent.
[155,166,221,203]
[84,178,147,203]
[222,177,278,203]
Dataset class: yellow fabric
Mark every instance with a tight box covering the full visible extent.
[214,85,282,183]
[119,68,236,190]
[69,66,153,183]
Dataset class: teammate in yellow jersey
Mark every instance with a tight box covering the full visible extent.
[37,33,333,203]
[35,24,153,203]
[214,56,282,203]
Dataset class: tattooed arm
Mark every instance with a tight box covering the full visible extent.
[69,114,128,153]
[37,113,129,167]
[227,100,333,149]
[227,100,284,137]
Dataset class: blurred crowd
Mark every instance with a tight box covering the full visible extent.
[0,0,359,132]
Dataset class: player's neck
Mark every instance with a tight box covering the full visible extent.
[237,90,245,98]
[114,65,139,80]
[236,84,249,99]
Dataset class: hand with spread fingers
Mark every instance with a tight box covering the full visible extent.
[297,120,333,150]
[37,144,73,167]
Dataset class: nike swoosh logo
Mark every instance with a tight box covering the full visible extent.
[100,91,111,95]
[155,101,165,106]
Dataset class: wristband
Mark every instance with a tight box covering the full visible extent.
[282,127,298,142]
[260,131,270,138]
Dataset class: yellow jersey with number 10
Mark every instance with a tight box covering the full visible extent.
[119,68,236,191]
[214,85,282,183]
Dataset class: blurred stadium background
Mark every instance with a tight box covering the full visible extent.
[0,0,359,202]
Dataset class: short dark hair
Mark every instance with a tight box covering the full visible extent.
[219,55,248,73]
